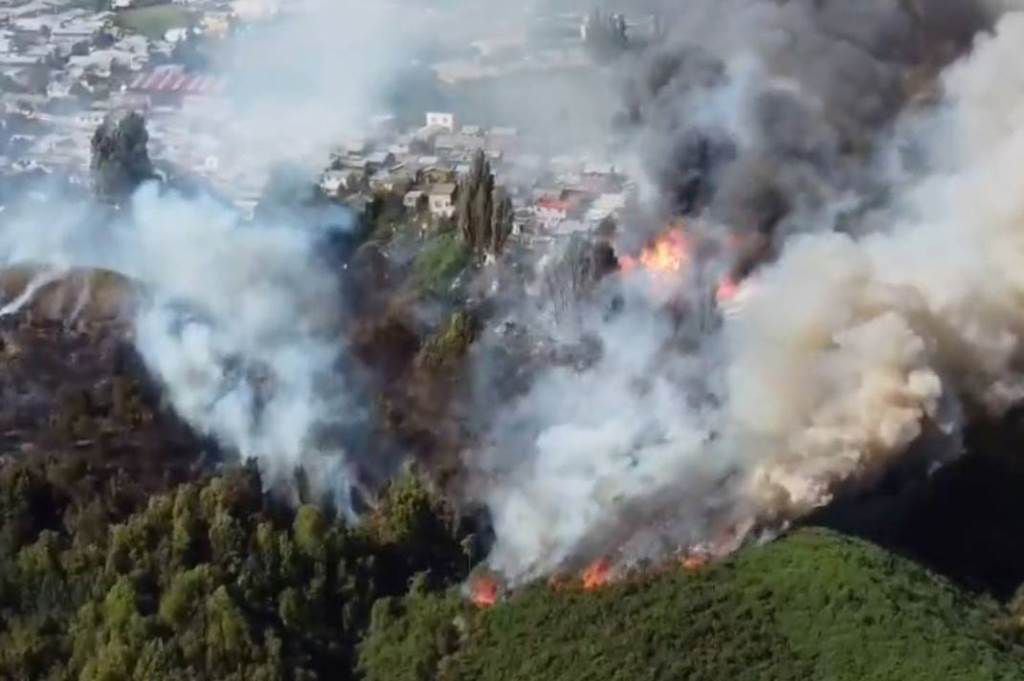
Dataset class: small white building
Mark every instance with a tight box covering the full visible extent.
[403,190,425,210]
[585,192,626,223]
[320,169,360,195]
[428,183,457,218]
[425,112,456,132]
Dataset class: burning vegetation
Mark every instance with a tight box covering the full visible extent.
[10,0,1024,679]
[470,575,501,609]
[581,557,614,591]
[619,226,691,276]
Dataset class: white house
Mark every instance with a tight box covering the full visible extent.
[428,184,457,218]
[320,169,359,195]
[403,190,425,210]
[425,112,456,132]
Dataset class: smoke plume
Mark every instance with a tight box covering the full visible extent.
[0,183,365,509]
[473,2,1024,582]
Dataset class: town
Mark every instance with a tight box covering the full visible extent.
[1,0,658,248]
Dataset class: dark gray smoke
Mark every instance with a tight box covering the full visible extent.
[472,0,1024,583]
[622,0,993,238]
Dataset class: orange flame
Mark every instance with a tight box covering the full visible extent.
[582,558,613,591]
[681,554,709,573]
[716,277,740,304]
[621,228,691,275]
[471,576,500,609]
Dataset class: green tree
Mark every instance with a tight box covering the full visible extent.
[455,151,512,258]
[90,112,156,200]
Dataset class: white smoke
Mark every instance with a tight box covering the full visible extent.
[477,9,1024,582]
[0,184,362,509]
[0,0,466,506]
[197,0,414,174]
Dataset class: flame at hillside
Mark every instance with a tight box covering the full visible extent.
[470,575,501,609]
[582,558,613,591]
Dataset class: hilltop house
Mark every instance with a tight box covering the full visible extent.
[428,183,457,218]
[425,111,455,131]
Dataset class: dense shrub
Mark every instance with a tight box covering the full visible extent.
[411,231,470,297]
[0,462,468,681]
[360,529,1024,681]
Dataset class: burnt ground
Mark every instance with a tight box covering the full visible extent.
[0,269,213,512]
[809,411,1024,601]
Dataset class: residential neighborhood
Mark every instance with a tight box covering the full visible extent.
[1,0,641,248]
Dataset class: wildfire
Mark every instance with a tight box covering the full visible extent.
[582,558,613,591]
[715,277,740,304]
[620,228,691,275]
[681,554,710,573]
[470,576,500,609]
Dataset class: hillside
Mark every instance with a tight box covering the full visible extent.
[360,529,1024,681]
[0,272,1022,681]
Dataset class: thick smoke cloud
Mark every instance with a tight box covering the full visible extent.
[0,184,364,509]
[621,0,992,237]
[473,1,1024,582]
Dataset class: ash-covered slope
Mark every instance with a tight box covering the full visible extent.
[0,267,209,497]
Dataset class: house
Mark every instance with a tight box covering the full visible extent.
[419,165,454,185]
[536,195,587,228]
[428,183,457,218]
[403,189,425,210]
[425,111,455,131]
[365,150,395,170]
[320,169,361,195]
[435,133,485,154]
[585,192,626,224]
[536,197,570,225]
[369,169,412,194]
[335,155,369,172]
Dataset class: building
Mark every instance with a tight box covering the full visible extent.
[435,132,485,154]
[320,169,362,195]
[369,169,412,194]
[403,189,424,210]
[365,150,394,170]
[425,111,455,132]
[585,192,626,224]
[536,194,588,228]
[428,183,457,218]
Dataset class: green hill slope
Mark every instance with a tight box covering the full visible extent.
[361,529,1024,681]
